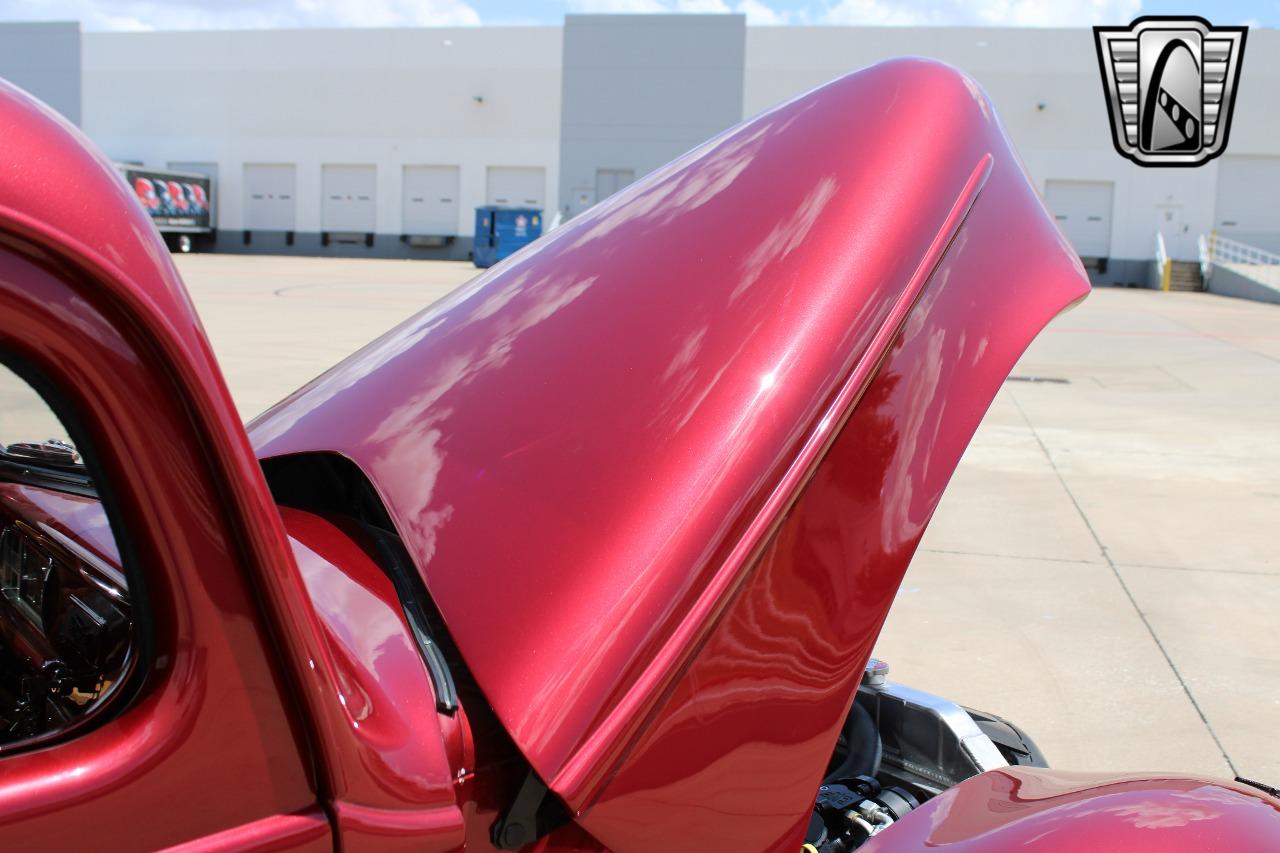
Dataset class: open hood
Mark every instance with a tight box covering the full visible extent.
[250,59,1089,851]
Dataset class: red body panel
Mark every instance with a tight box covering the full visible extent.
[864,768,1280,851]
[3,57,1277,853]
[281,508,466,850]
[250,59,1087,848]
[0,244,317,847]
[0,474,470,849]
[574,131,1088,850]
[159,811,332,853]
[0,80,333,848]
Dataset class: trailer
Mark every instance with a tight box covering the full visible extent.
[116,164,215,253]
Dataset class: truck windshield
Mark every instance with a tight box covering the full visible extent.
[0,364,92,494]
[0,363,74,456]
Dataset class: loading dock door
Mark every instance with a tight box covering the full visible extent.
[1215,156,1280,250]
[486,167,545,208]
[1044,180,1114,258]
[322,164,377,233]
[243,163,296,231]
[402,165,460,235]
[595,168,635,204]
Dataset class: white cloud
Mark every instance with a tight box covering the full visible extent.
[823,0,926,25]
[970,0,1141,26]
[569,0,803,23]
[822,0,1142,27]
[566,0,669,12]
[736,0,797,25]
[675,0,732,12]
[0,0,1151,30]
[0,0,482,30]
[296,0,482,26]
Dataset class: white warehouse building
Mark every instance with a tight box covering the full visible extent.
[2,15,1278,285]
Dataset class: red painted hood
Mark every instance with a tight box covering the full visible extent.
[862,768,1280,851]
[251,59,1090,848]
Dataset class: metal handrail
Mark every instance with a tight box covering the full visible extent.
[1202,232,1280,292]
[1208,233,1280,266]
[1154,231,1171,291]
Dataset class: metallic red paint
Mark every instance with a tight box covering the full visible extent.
[249,59,1087,848]
[0,474,473,848]
[0,215,318,847]
[280,507,466,849]
[159,810,332,853]
[3,56,1276,853]
[862,768,1280,851]
[572,115,1089,849]
[0,79,335,848]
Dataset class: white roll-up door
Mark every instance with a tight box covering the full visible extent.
[595,168,635,203]
[322,164,376,233]
[1044,180,1114,258]
[402,165,460,235]
[486,166,545,208]
[243,163,296,231]
[1215,156,1280,250]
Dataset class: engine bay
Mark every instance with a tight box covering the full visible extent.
[805,659,1046,851]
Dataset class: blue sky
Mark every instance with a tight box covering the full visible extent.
[0,1,1270,30]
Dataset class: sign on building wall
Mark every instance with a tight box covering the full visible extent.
[1094,16,1247,167]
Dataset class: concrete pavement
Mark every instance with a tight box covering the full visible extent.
[876,288,1280,782]
[177,254,477,420]
[173,256,1279,783]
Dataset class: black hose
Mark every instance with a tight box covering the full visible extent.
[824,701,882,784]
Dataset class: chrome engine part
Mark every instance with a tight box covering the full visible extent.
[805,659,1046,851]
[855,659,1009,794]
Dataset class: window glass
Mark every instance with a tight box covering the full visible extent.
[0,363,68,450]
[0,361,134,751]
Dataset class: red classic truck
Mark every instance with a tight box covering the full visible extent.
[0,60,1277,852]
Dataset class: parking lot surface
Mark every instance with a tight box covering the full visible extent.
[175,254,1279,783]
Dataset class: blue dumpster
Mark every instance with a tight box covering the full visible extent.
[473,206,542,268]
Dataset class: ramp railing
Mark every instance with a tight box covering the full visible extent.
[1151,231,1171,291]
[1198,233,1211,284]
[1205,233,1280,291]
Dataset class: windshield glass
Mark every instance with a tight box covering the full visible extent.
[0,363,78,463]
[0,357,131,751]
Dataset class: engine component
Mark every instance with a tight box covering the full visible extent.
[966,706,1049,768]
[854,658,1011,795]
[823,699,882,783]
[804,775,920,852]
[807,659,1048,850]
